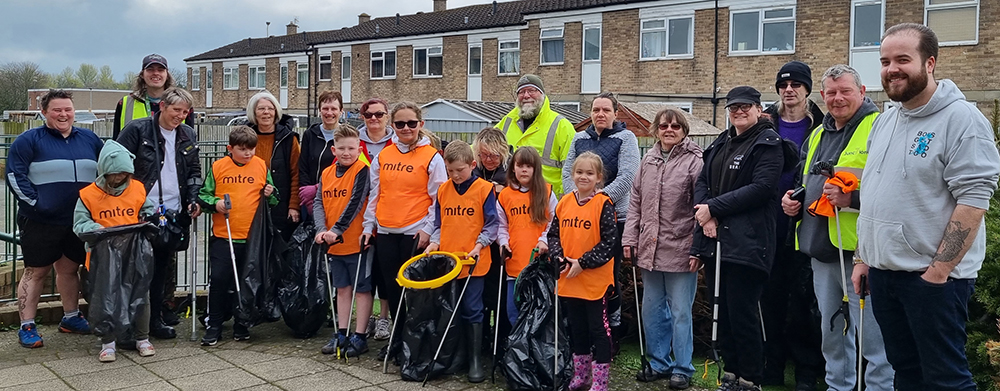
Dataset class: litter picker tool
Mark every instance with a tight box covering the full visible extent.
[325,235,343,359]
[382,238,423,374]
[857,272,868,391]
[422,254,482,387]
[628,246,653,377]
[342,235,369,364]
[553,253,562,391]
[810,161,851,335]
[222,194,244,312]
[490,246,513,383]
[189,216,198,341]
[704,240,723,386]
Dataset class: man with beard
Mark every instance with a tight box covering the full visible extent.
[497,74,575,196]
[857,23,999,391]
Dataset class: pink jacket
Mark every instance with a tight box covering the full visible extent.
[622,138,703,272]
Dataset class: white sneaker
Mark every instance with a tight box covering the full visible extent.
[367,316,377,335]
[137,339,156,357]
[99,348,116,362]
[373,318,391,341]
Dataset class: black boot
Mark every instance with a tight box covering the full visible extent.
[467,323,486,383]
[149,319,176,339]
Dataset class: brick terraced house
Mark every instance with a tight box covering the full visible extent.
[185,0,997,128]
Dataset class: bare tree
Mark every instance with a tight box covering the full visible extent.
[76,64,99,88]
[170,68,187,89]
[0,61,51,112]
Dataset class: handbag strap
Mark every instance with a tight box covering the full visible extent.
[151,127,164,205]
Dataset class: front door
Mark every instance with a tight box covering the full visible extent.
[467,44,483,101]
[341,54,352,103]
[205,69,213,108]
[850,0,884,90]
[581,25,602,94]
[279,64,289,108]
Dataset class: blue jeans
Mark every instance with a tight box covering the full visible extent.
[640,268,697,377]
[869,268,976,391]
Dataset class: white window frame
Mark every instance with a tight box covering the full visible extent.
[583,25,602,62]
[729,7,796,55]
[191,68,200,91]
[498,40,520,76]
[370,50,397,80]
[342,55,352,80]
[413,46,443,78]
[296,63,308,89]
[248,65,266,89]
[539,27,565,65]
[223,66,239,90]
[639,15,694,60]
[468,45,483,76]
[850,0,885,50]
[924,0,979,46]
[319,55,332,81]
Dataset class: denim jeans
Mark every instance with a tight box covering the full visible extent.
[869,268,976,391]
[640,268,697,377]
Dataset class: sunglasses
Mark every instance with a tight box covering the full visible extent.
[362,111,386,119]
[778,81,804,90]
[393,120,420,129]
[658,123,683,131]
[727,104,754,113]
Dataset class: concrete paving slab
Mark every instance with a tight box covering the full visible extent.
[242,357,331,382]
[117,380,179,391]
[144,353,234,380]
[43,355,136,378]
[0,378,72,391]
[236,385,283,391]
[334,364,399,385]
[62,365,161,391]
[169,368,264,391]
[211,350,285,366]
[0,363,58,388]
[273,370,371,390]
[119,346,206,364]
[379,380,447,391]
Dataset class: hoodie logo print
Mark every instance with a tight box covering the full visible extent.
[909,131,935,158]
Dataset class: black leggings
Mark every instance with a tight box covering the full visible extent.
[564,295,613,363]
[373,233,418,341]
[207,238,247,328]
[148,247,176,325]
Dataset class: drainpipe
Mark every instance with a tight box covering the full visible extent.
[711,0,720,127]
[307,45,316,127]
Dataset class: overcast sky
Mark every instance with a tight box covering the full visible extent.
[0,0,484,79]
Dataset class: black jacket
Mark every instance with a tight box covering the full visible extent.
[763,100,825,136]
[298,123,335,188]
[251,114,299,234]
[116,113,202,210]
[690,120,799,274]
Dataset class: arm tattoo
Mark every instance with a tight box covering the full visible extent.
[928,220,973,269]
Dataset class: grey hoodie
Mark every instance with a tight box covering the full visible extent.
[358,124,396,158]
[857,79,1000,279]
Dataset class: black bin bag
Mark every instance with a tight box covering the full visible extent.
[236,195,286,328]
[503,254,573,390]
[79,222,157,342]
[278,223,329,338]
[399,253,466,382]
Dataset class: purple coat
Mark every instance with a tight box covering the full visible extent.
[621,138,703,272]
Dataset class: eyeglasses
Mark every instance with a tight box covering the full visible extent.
[393,120,420,129]
[362,111,386,119]
[778,81,804,90]
[255,106,276,112]
[478,152,501,161]
[658,123,683,131]
[517,88,540,97]
[727,104,754,113]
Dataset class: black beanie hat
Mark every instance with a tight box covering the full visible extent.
[775,60,812,94]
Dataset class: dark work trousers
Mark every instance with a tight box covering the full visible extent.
[481,242,511,349]
[149,246,176,326]
[373,233,418,351]
[564,295,614,364]
[869,268,976,391]
[207,238,248,328]
[609,222,624,328]
[705,261,767,385]
[760,244,824,385]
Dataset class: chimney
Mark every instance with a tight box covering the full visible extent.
[358,13,370,24]
[286,22,298,35]
[434,0,446,12]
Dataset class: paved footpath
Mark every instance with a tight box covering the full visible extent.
[0,320,704,391]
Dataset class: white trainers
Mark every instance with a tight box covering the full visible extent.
[373,317,391,341]
[137,339,156,357]
[99,348,116,362]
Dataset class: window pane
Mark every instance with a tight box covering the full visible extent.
[371,60,383,78]
[280,66,288,87]
[584,28,601,60]
[207,69,212,87]
[297,65,307,88]
[927,7,977,42]
[320,55,331,61]
[384,52,396,77]
[469,47,482,75]
[499,52,519,74]
[540,28,562,38]
[668,18,692,55]
[641,31,666,58]
[429,56,443,76]
[257,69,265,88]
[853,3,882,47]
[415,49,427,75]
[731,12,759,51]
[642,19,665,29]
[929,0,971,4]
[500,41,518,50]
[320,63,331,80]
[764,8,793,18]
[541,39,564,63]
[342,56,351,79]
[762,21,795,51]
